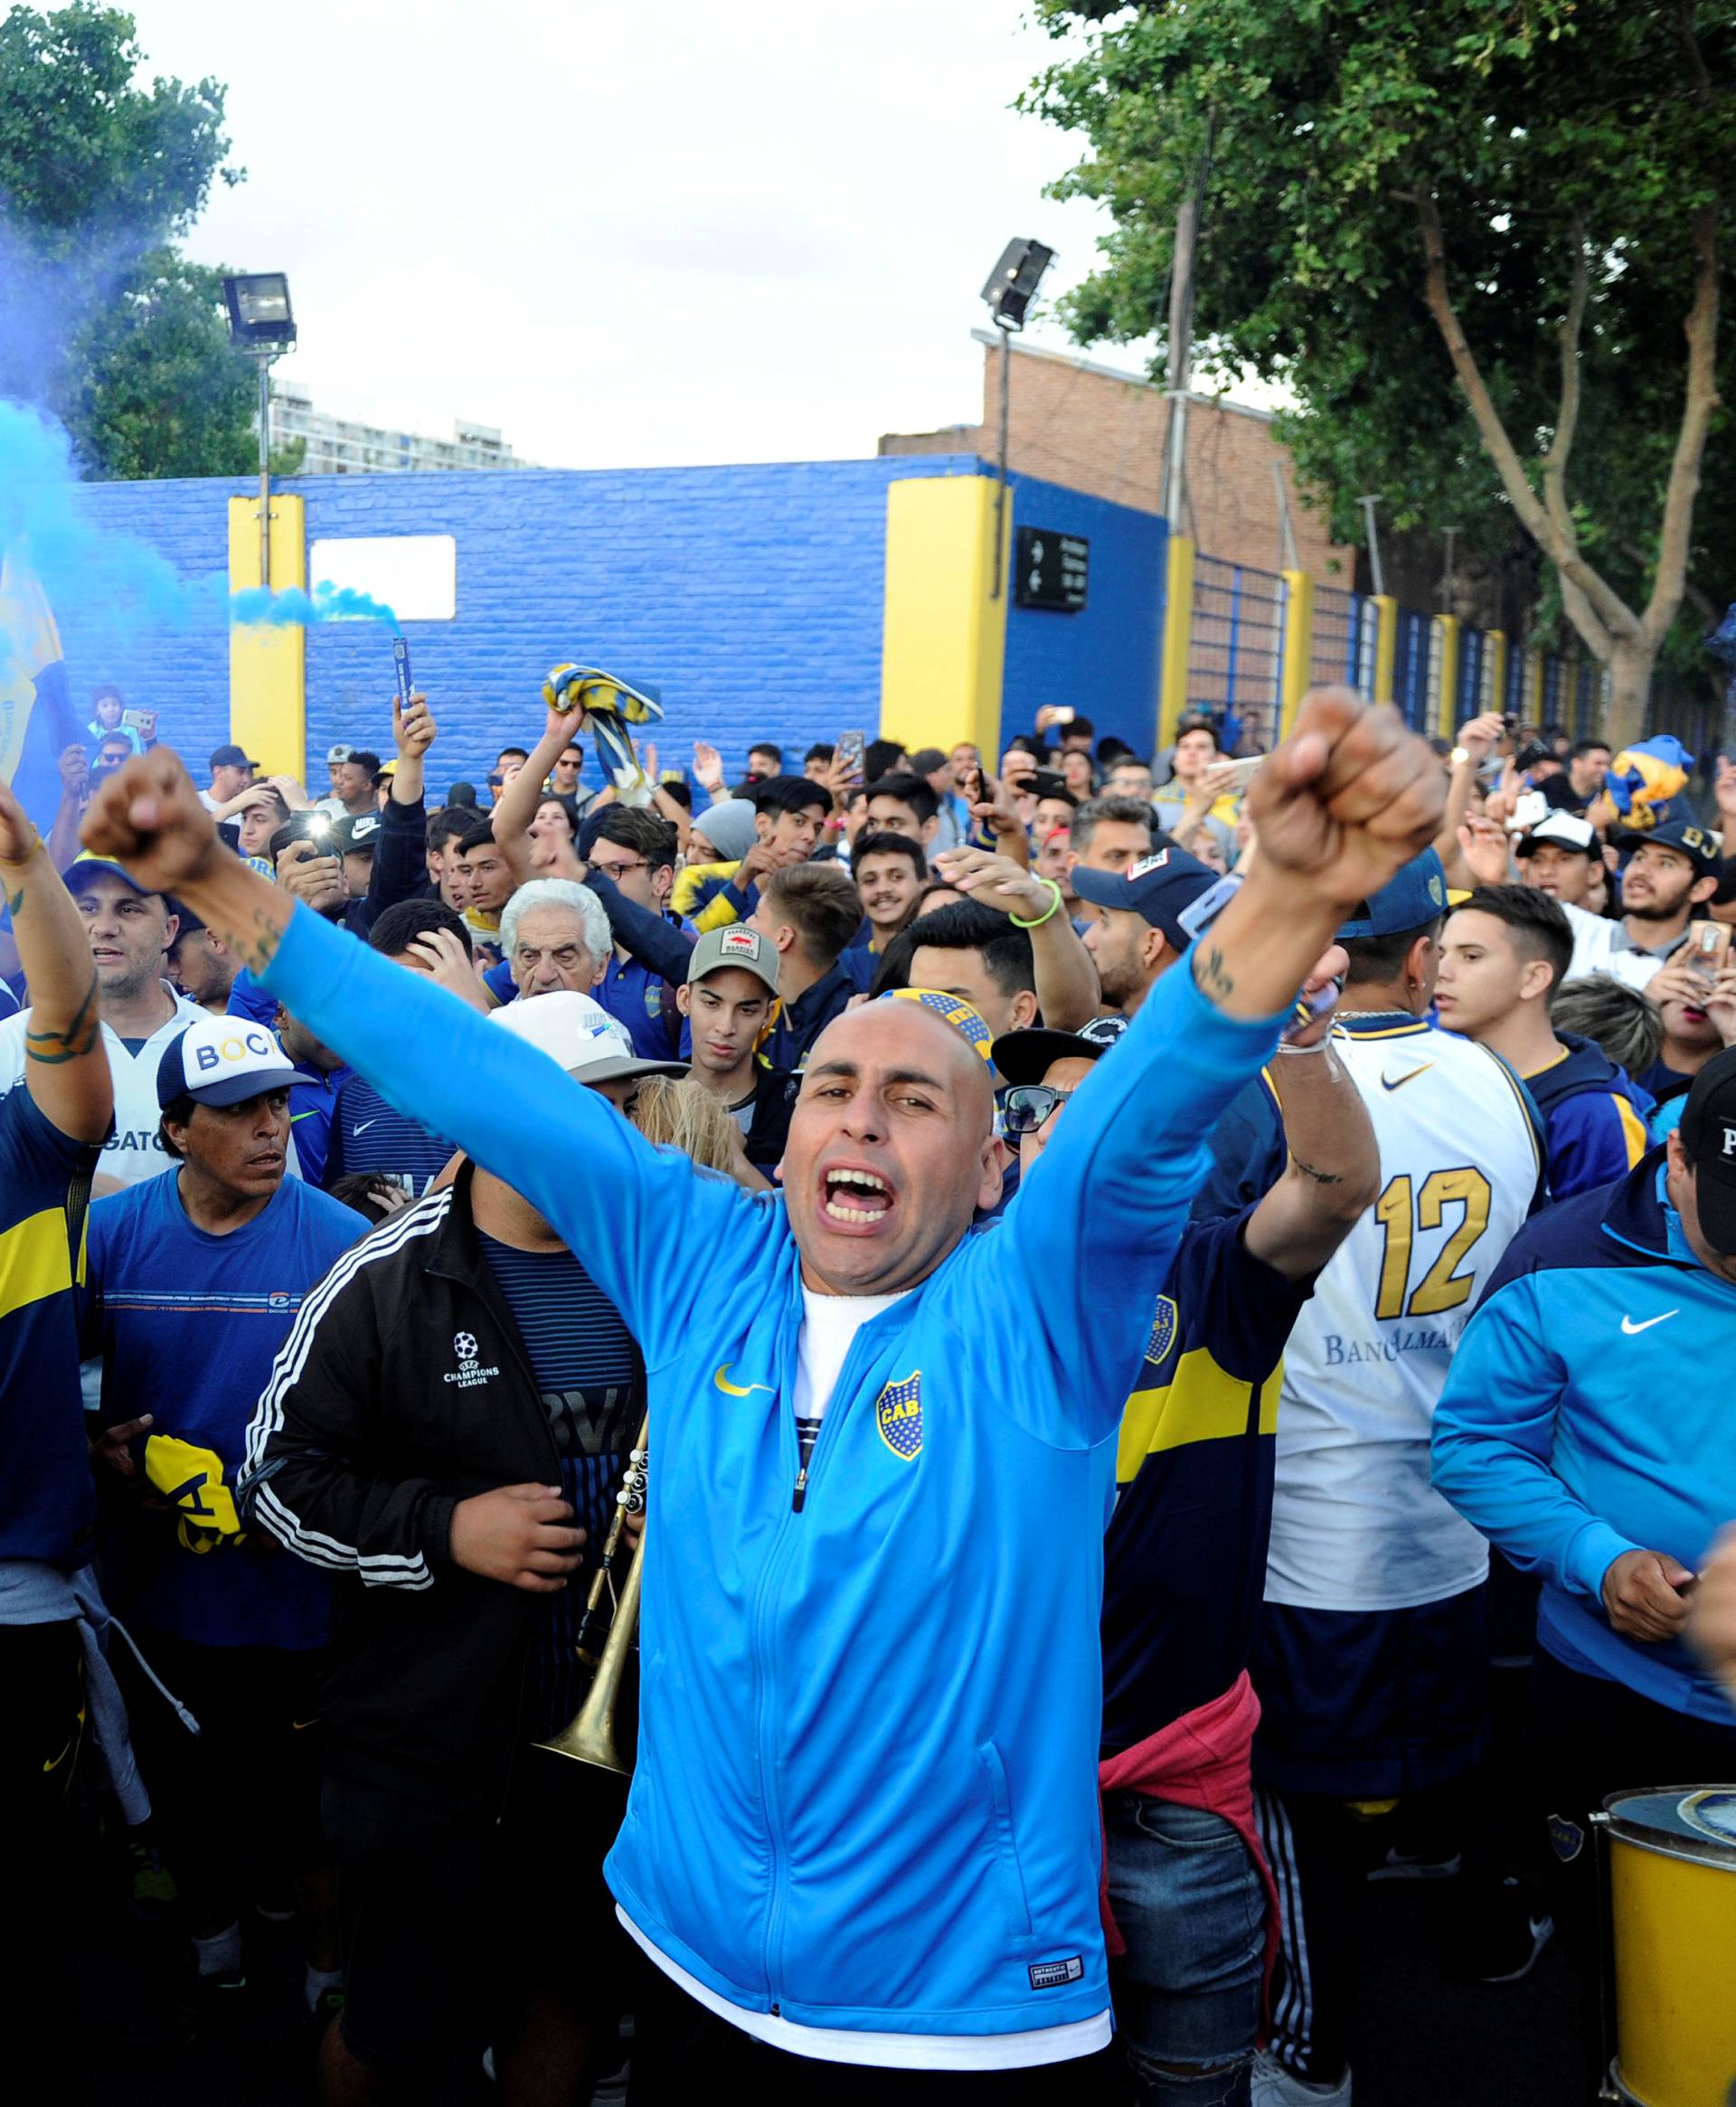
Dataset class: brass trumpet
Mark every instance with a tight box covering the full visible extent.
[534,1414,647,1775]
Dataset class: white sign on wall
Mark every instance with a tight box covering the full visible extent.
[308,534,457,620]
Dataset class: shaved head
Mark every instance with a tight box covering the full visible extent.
[807,1001,995,1137]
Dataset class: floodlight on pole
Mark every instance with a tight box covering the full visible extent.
[979,240,1054,600]
[222,273,297,590]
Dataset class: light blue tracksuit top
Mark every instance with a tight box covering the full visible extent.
[260,902,1288,2041]
[1432,1152,1736,1726]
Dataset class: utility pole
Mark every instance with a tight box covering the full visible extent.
[1272,461,1299,572]
[1163,163,1204,528]
[1359,495,1385,598]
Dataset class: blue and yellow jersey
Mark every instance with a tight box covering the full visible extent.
[0,1087,102,1564]
[1100,1207,1308,1756]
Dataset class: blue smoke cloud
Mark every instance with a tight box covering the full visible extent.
[0,397,209,685]
[0,391,394,694]
[230,581,399,628]
[0,199,397,795]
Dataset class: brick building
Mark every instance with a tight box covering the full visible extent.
[881,331,1357,588]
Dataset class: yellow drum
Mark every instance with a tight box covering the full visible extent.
[1599,1787,1736,2107]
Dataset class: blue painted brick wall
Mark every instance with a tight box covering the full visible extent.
[63,458,975,793]
[296,455,976,794]
[60,454,1165,794]
[1002,473,1167,763]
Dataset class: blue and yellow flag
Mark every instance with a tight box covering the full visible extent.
[0,539,81,841]
[1606,734,1693,831]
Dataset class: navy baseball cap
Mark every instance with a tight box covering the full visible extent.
[210,742,256,771]
[990,1014,1128,1087]
[1336,848,1449,940]
[61,853,156,899]
[1071,846,1220,948]
[331,809,382,855]
[1614,817,1722,881]
[1679,1045,1736,1253]
[156,1015,316,1110]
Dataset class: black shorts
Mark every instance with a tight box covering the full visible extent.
[1251,1585,1490,1798]
[326,1753,632,2071]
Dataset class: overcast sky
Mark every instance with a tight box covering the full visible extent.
[131,1,1157,470]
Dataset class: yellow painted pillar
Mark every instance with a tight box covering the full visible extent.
[1157,534,1196,754]
[228,493,307,782]
[1433,616,1460,741]
[1525,648,1546,724]
[879,476,1006,757]
[1485,629,1507,720]
[1370,594,1398,705]
[1278,570,1315,740]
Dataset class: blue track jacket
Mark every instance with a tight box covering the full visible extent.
[258,902,1288,2041]
[1432,1150,1736,1725]
[1522,1032,1654,1201]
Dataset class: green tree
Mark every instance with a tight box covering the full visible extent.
[1028,1,1732,742]
[0,3,272,480]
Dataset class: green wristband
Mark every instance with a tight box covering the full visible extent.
[1008,877,1064,930]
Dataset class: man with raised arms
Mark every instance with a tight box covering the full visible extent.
[80,689,1442,2101]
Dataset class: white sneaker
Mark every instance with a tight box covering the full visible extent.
[1251,2047,1353,2106]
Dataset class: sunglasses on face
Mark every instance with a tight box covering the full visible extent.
[1001,1083,1077,1137]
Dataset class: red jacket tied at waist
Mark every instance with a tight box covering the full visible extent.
[1096,1669,1279,1989]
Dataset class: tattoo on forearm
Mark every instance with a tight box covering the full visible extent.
[1289,1154,1345,1186]
[24,974,99,1064]
[1194,943,1236,1004]
[2,883,22,920]
[235,907,285,975]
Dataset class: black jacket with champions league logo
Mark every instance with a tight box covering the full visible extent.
[236,1163,643,1817]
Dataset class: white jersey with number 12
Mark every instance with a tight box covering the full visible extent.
[1265,1015,1543,1613]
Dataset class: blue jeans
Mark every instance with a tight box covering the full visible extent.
[1104,1792,1267,2107]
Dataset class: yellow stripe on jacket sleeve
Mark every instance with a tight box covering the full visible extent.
[1614,1092,1649,1168]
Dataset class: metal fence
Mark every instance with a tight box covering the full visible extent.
[1392,606,1432,732]
[1164,542,1728,761]
[1187,555,1286,754]
[1311,586,1378,694]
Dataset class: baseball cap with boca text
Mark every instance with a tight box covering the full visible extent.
[156,1016,316,1110]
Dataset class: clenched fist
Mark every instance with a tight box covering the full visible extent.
[80,750,226,896]
[1244,687,1446,911]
